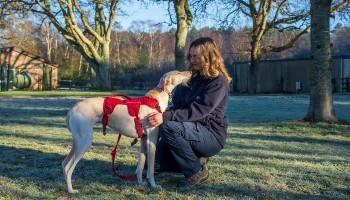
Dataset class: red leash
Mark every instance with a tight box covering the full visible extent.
[110,134,136,181]
[103,93,162,181]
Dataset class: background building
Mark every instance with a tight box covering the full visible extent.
[231,56,350,93]
[0,47,58,91]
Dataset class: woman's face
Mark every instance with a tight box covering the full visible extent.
[189,46,205,72]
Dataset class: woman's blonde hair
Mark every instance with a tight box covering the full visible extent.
[187,37,232,83]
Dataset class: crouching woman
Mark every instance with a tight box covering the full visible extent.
[148,37,232,187]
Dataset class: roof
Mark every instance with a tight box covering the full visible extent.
[0,47,58,67]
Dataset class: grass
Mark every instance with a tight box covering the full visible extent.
[0,90,146,97]
[0,95,349,199]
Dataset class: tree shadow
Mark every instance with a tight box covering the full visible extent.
[216,152,349,169]
[226,139,348,155]
[0,129,118,149]
[0,97,78,109]
[0,117,67,128]
[231,122,350,137]
[0,101,69,128]
[0,106,68,116]
[180,183,338,199]
[229,132,350,147]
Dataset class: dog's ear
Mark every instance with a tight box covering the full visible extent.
[164,76,171,87]
[156,76,164,90]
[181,72,191,87]
[163,76,174,92]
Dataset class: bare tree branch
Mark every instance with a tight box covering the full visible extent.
[72,0,105,44]
[262,25,310,53]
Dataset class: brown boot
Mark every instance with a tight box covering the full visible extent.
[177,167,209,188]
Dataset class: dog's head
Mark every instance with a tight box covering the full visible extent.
[156,70,191,94]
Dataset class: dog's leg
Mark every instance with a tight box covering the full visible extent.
[146,128,161,189]
[62,143,75,192]
[63,118,93,194]
[135,136,147,187]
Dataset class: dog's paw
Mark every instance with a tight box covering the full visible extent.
[137,181,147,188]
[68,189,79,194]
[150,184,162,190]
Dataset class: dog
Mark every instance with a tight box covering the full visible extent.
[62,70,191,193]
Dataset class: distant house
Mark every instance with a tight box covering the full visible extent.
[230,55,350,93]
[0,47,58,91]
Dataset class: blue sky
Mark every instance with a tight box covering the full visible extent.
[116,1,220,31]
[117,1,173,30]
[116,1,348,31]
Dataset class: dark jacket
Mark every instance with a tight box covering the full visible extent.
[162,74,229,147]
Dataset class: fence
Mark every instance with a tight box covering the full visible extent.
[342,77,350,92]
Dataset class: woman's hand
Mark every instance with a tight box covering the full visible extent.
[147,112,163,127]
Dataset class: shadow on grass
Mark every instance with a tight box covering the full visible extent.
[0,145,347,199]
[0,105,69,128]
[0,129,120,149]
[186,183,339,200]
[0,97,77,125]
[0,97,78,108]
[220,143,350,165]
[217,152,350,169]
[0,106,102,130]
[230,133,350,147]
[0,118,67,129]
[232,122,350,137]
[0,107,69,116]
[0,145,136,191]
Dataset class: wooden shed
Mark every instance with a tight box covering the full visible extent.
[0,47,58,91]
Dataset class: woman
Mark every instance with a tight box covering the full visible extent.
[148,37,232,187]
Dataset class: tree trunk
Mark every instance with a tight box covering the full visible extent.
[94,61,111,90]
[96,45,111,90]
[78,55,83,76]
[249,39,261,94]
[149,33,154,65]
[304,0,338,123]
[174,0,192,70]
[116,34,121,65]
[174,25,187,69]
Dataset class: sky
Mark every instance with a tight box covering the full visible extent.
[116,1,348,32]
[117,1,174,31]
[116,1,220,31]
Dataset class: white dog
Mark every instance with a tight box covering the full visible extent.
[62,70,191,194]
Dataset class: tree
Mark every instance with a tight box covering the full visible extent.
[4,0,120,90]
[41,22,58,62]
[173,0,192,69]
[303,0,349,122]
[304,0,337,122]
[145,0,192,69]
[0,2,29,43]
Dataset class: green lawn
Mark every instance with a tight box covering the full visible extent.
[0,94,349,199]
[0,90,146,97]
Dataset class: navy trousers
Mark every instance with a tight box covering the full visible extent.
[156,121,222,177]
